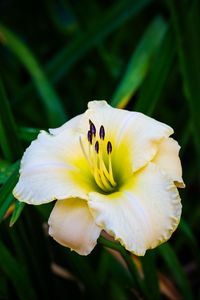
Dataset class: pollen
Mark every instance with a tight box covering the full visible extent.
[89,120,96,137]
[87,130,92,144]
[80,120,117,192]
[99,125,105,140]
[107,141,112,154]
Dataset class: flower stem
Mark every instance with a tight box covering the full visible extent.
[98,236,147,298]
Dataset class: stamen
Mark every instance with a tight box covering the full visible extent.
[106,141,116,187]
[98,142,116,189]
[107,141,112,154]
[87,130,92,144]
[99,167,114,191]
[89,120,96,137]
[95,141,99,153]
[79,137,91,166]
[108,154,116,187]
[93,168,106,191]
[80,125,117,192]
[99,125,105,140]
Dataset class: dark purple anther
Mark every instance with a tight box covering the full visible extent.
[89,120,96,137]
[99,125,105,140]
[107,141,112,154]
[95,141,99,153]
[87,130,92,144]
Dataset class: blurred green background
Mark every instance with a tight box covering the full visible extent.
[0,0,200,299]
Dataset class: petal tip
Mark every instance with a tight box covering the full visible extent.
[88,100,108,109]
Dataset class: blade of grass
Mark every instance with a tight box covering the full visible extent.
[134,28,175,115]
[0,161,19,221]
[140,252,160,300]
[111,16,167,108]
[0,240,37,300]
[0,160,11,184]
[56,245,103,299]
[0,24,66,127]
[0,273,8,299]
[97,248,133,288]
[98,236,148,299]
[9,201,25,226]
[46,0,78,34]
[18,127,40,142]
[167,0,200,166]
[159,243,193,300]
[0,78,22,161]
[47,0,152,82]
[0,161,19,184]
[178,219,200,270]
[179,219,199,253]
[109,280,130,300]
[0,193,14,223]
[14,0,152,105]
[20,207,56,299]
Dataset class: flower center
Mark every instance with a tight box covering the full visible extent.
[80,120,117,192]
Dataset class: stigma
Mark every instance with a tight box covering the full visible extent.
[80,121,117,192]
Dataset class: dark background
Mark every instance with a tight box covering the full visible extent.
[0,0,200,299]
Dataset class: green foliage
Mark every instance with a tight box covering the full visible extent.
[0,0,199,299]
[111,16,167,108]
[0,25,66,127]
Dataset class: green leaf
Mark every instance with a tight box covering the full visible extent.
[0,193,14,223]
[0,160,11,184]
[0,24,66,127]
[140,252,160,300]
[179,219,200,269]
[18,127,40,142]
[58,246,103,299]
[134,28,175,115]
[0,240,37,300]
[179,219,198,252]
[111,16,167,108]
[45,0,78,34]
[97,249,133,288]
[0,273,8,299]
[47,0,152,82]
[159,243,193,300]
[0,161,19,185]
[15,0,152,105]
[167,0,200,165]
[0,78,22,161]
[9,201,25,227]
[0,161,19,222]
[109,279,130,300]
[98,236,148,299]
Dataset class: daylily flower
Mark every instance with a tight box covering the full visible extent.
[13,101,184,256]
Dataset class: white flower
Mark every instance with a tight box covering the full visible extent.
[13,101,184,255]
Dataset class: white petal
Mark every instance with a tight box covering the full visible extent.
[13,128,95,204]
[48,198,101,255]
[81,101,173,178]
[49,114,83,135]
[153,138,185,188]
[88,163,181,256]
